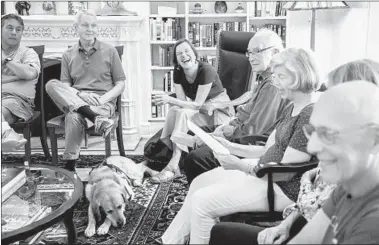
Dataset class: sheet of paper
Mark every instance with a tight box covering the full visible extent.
[187,120,230,155]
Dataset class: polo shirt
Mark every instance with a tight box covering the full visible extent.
[60,39,126,105]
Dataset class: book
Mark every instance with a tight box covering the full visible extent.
[1,168,26,202]
[187,120,230,155]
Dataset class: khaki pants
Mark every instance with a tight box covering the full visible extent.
[46,79,115,160]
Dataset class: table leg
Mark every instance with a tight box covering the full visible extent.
[63,208,77,244]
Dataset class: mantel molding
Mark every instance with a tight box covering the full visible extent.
[22,15,144,41]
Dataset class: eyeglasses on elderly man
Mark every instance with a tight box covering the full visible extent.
[245,46,274,58]
[302,123,379,145]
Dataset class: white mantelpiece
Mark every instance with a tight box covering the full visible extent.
[21,15,148,150]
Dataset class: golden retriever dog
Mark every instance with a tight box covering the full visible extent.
[84,156,158,237]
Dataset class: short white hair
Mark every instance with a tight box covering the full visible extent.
[74,9,97,27]
[271,47,321,93]
[249,28,284,52]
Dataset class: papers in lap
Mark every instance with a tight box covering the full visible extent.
[187,120,230,155]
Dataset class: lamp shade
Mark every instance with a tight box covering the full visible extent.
[283,1,349,10]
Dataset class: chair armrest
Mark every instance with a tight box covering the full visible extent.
[239,135,268,146]
[254,161,319,178]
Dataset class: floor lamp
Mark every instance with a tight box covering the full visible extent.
[283,1,349,51]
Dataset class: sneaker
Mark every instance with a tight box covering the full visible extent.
[1,128,27,152]
[94,116,116,138]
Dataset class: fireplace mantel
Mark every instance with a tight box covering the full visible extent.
[21,15,150,150]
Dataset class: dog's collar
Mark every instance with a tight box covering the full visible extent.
[89,160,133,201]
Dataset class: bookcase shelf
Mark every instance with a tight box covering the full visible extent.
[151,66,175,70]
[148,1,287,122]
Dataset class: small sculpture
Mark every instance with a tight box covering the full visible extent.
[214,1,227,14]
[235,3,244,13]
[190,3,205,14]
[15,1,31,15]
[42,1,56,15]
[99,1,138,16]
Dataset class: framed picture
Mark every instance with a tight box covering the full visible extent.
[68,1,88,15]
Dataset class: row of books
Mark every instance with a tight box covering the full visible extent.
[150,17,182,41]
[157,45,174,67]
[151,103,170,118]
[200,54,217,68]
[1,168,26,203]
[163,70,176,93]
[189,22,247,48]
[251,24,286,41]
[249,1,287,17]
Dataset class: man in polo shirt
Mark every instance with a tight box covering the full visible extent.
[2,13,40,151]
[183,29,290,184]
[46,9,125,171]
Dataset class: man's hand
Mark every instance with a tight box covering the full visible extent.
[257,224,290,244]
[213,151,245,171]
[78,92,101,106]
[152,94,170,106]
[213,124,234,138]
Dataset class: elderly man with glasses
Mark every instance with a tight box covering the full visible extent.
[45,9,125,171]
[183,29,291,185]
[1,14,40,151]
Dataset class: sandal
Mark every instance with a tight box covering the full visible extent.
[150,167,180,183]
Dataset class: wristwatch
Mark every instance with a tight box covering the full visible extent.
[3,57,12,64]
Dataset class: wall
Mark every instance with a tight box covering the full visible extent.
[286,2,378,79]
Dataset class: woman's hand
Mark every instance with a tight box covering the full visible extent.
[213,151,245,171]
[257,224,290,244]
[152,94,171,106]
[78,92,101,106]
[300,167,319,185]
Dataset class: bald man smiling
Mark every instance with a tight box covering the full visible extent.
[289,80,379,244]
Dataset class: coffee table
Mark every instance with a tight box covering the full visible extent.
[1,164,83,245]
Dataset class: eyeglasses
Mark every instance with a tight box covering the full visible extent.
[5,26,23,33]
[302,123,377,145]
[245,46,274,58]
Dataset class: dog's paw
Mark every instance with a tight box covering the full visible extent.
[85,225,96,237]
[97,223,110,235]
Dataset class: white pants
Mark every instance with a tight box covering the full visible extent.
[161,167,294,244]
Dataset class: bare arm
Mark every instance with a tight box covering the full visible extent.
[288,209,330,244]
[168,83,212,110]
[5,61,39,80]
[99,80,125,105]
[1,74,19,84]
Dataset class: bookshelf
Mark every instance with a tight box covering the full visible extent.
[148,1,287,124]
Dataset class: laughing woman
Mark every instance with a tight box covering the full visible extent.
[150,39,234,183]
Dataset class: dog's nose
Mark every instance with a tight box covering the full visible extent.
[117,220,124,227]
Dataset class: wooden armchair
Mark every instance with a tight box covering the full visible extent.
[47,46,126,165]
[221,135,318,223]
[10,45,50,164]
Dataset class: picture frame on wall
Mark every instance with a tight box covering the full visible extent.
[68,1,88,15]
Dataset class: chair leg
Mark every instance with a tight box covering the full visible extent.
[116,124,125,156]
[23,126,32,166]
[105,134,111,157]
[48,127,59,165]
[84,132,89,149]
[40,119,51,158]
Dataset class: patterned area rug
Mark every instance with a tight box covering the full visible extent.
[1,154,189,245]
